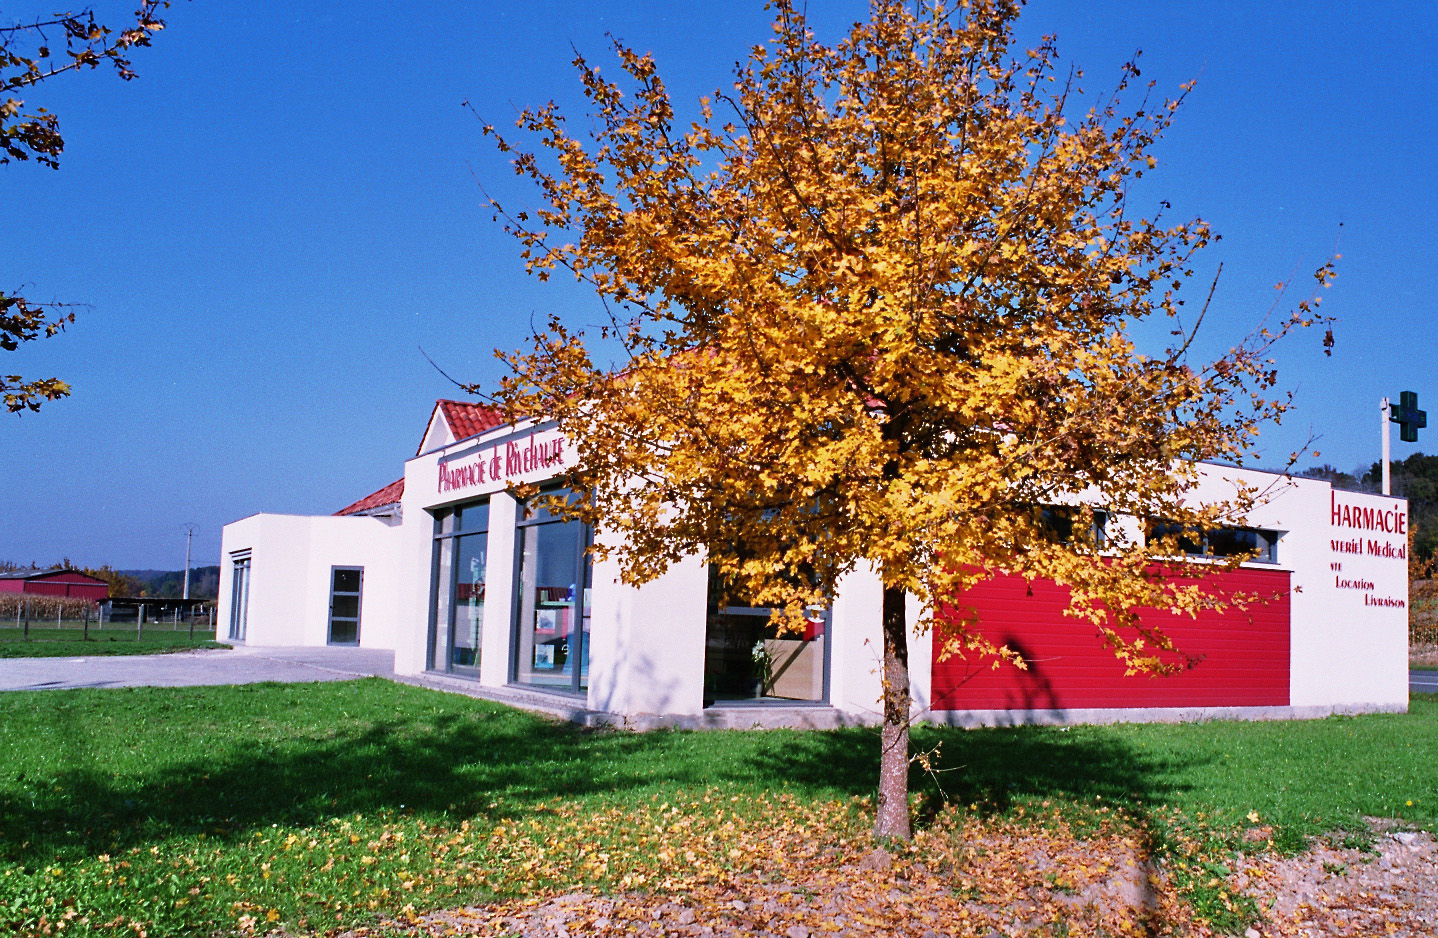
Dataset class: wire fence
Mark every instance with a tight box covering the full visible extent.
[0,594,216,642]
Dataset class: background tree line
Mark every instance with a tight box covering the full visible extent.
[1298,453,1438,559]
[0,561,219,599]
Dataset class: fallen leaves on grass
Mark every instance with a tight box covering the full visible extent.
[358,801,1210,938]
[21,792,1433,938]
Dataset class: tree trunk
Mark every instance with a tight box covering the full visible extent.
[874,583,912,840]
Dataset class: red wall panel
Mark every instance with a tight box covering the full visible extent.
[931,567,1290,711]
[25,582,109,600]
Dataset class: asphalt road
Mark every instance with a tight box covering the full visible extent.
[0,645,394,692]
[1413,670,1438,695]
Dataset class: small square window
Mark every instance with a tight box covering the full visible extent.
[1036,506,1107,547]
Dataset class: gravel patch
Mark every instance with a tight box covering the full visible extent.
[331,818,1438,938]
[1235,820,1438,938]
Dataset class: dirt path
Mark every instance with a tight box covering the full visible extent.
[335,819,1435,938]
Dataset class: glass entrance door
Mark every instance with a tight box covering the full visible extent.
[704,569,828,705]
[228,553,250,641]
[430,501,489,675]
[327,566,363,646]
[449,533,486,669]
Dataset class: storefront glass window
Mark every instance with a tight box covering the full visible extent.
[430,500,489,674]
[512,490,591,694]
[704,567,828,705]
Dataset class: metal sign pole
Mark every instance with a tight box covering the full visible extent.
[1382,396,1392,496]
[1384,391,1428,495]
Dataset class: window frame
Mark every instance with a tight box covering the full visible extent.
[1145,520,1281,565]
[429,500,491,676]
[510,486,593,697]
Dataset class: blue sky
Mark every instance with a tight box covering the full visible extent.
[2,0,1435,570]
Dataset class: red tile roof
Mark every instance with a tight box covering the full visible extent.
[0,568,107,584]
[335,478,405,516]
[436,399,505,443]
[337,401,507,515]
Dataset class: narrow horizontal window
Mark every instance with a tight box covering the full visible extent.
[1146,521,1278,564]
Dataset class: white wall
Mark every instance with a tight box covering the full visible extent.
[827,563,885,721]
[216,513,403,649]
[1183,466,1408,712]
[390,473,440,676]
[588,552,710,717]
[1293,486,1409,710]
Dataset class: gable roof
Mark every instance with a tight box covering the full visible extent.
[0,568,107,584]
[441,399,505,440]
[337,400,510,516]
[417,399,506,454]
[335,478,405,516]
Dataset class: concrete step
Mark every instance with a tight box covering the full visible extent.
[394,671,865,731]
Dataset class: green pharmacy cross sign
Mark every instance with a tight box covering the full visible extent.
[1390,391,1427,443]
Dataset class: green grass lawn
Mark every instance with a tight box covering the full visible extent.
[0,627,222,657]
[0,680,1432,936]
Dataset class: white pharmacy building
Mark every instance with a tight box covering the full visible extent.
[218,400,1412,727]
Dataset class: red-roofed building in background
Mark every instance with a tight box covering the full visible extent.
[0,568,109,600]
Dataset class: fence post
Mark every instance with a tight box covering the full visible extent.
[84,605,90,641]
[23,598,29,640]
[188,604,195,640]
[137,603,144,642]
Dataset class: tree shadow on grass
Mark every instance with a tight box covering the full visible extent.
[0,679,1213,869]
[0,680,878,864]
[744,721,1206,823]
[1,683,707,863]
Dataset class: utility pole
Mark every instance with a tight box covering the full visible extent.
[181,522,198,599]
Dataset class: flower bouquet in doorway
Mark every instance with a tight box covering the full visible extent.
[750,639,773,698]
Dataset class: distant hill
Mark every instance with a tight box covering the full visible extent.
[116,566,221,600]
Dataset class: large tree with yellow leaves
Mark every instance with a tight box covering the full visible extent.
[483,0,1333,839]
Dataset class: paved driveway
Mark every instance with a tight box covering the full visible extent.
[1,650,1434,702]
[0,645,394,692]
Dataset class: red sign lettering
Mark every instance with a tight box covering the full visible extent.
[437,434,566,495]
[1330,492,1406,535]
